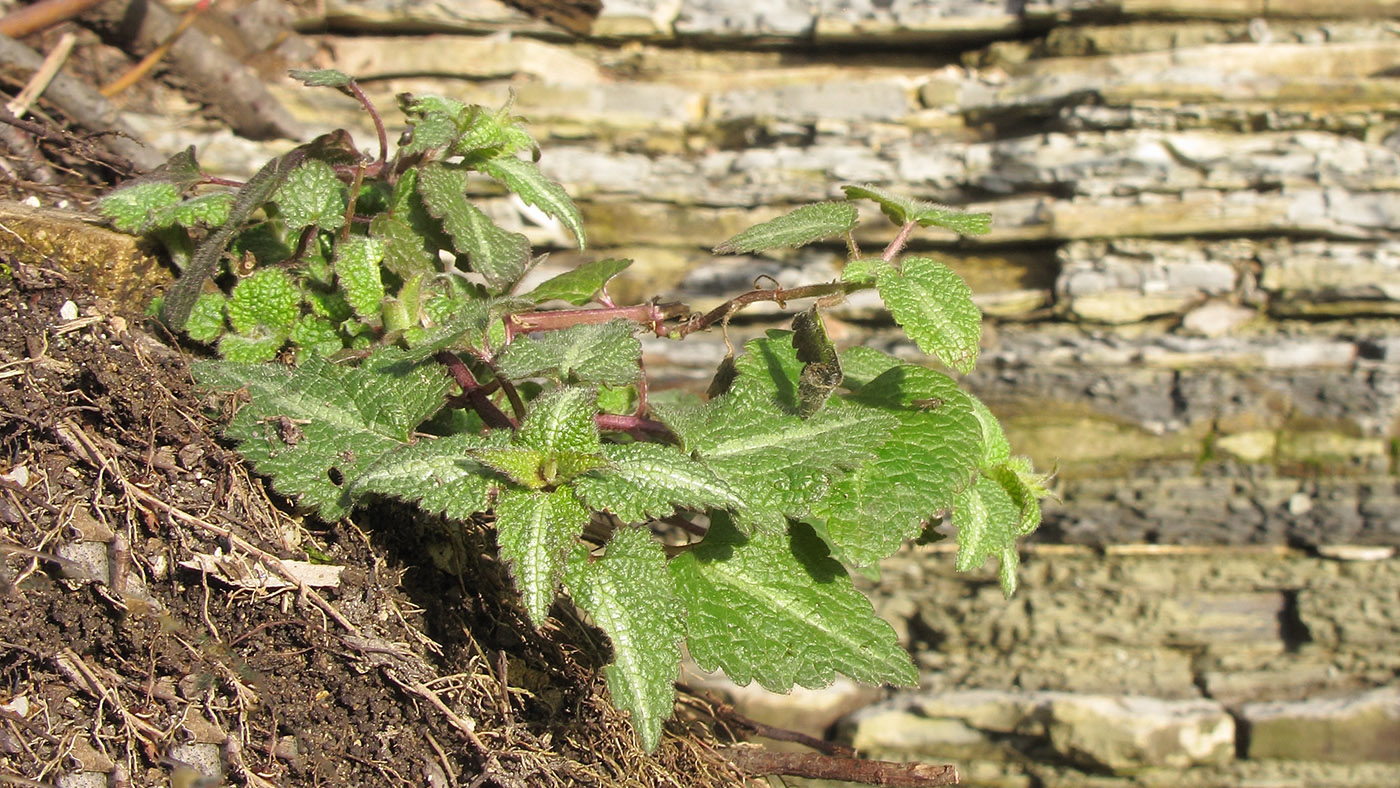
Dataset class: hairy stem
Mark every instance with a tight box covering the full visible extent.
[675,280,867,338]
[433,351,514,430]
[594,412,671,439]
[345,79,388,167]
[508,301,690,336]
[882,220,918,263]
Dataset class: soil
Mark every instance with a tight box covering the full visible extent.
[0,256,749,786]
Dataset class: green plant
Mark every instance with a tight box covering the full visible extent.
[99,70,1053,752]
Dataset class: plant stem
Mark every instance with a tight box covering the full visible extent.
[345,79,388,167]
[433,351,515,430]
[594,412,671,439]
[340,162,365,243]
[508,301,690,336]
[882,220,918,263]
[674,280,867,338]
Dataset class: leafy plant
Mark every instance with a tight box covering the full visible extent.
[99,70,1053,752]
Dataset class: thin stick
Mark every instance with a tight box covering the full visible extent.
[0,0,105,37]
[7,32,76,118]
[720,746,958,787]
[100,0,215,98]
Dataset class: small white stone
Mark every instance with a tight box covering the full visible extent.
[1316,545,1395,561]
[59,300,79,321]
[1287,492,1313,516]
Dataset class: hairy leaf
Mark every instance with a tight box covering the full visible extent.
[572,442,744,523]
[479,155,586,248]
[351,434,497,520]
[97,181,181,234]
[289,68,353,88]
[524,258,631,305]
[655,334,897,526]
[713,202,858,254]
[877,257,981,374]
[953,471,1022,597]
[417,162,530,291]
[370,169,440,278]
[670,516,916,691]
[274,158,347,234]
[842,184,991,236]
[192,349,451,520]
[165,192,234,229]
[518,386,601,455]
[497,320,641,386]
[495,486,588,627]
[565,529,682,752]
[227,269,299,338]
[335,236,386,319]
[217,331,283,364]
[185,292,226,343]
[813,362,983,567]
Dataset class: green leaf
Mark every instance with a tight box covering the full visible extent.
[812,362,984,567]
[518,387,600,455]
[841,257,891,285]
[497,320,641,386]
[185,292,226,343]
[654,334,897,526]
[162,192,234,229]
[953,471,1022,597]
[713,202,858,255]
[289,68,353,88]
[97,181,181,233]
[970,398,1011,467]
[877,257,981,374]
[495,486,589,627]
[217,331,283,363]
[670,515,916,691]
[274,158,347,234]
[564,528,683,752]
[350,434,497,520]
[370,168,442,278]
[479,155,586,249]
[572,443,744,523]
[837,346,902,391]
[227,269,299,337]
[524,258,631,306]
[842,184,991,236]
[470,445,552,489]
[335,236,386,319]
[289,315,343,361]
[192,348,452,520]
[417,162,530,292]
[988,455,1053,537]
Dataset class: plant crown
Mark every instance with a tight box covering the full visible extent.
[99,70,1053,752]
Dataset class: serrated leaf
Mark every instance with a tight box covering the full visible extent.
[218,331,283,363]
[654,334,897,526]
[842,184,991,236]
[495,486,588,627]
[289,68,353,88]
[837,346,902,391]
[565,529,682,751]
[970,398,1011,467]
[417,162,530,292]
[841,257,891,285]
[370,168,445,279]
[714,202,858,255]
[877,257,981,374]
[351,434,496,520]
[470,446,551,489]
[479,155,585,249]
[990,456,1053,537]
[274,158,347,234]
[185,292,226,343]
[227,269,299,337]
[335,236,386,319]
[518,387,600,455]
[572,442,744,523]
[524,258,631,305]
[289,315,343,361]
[670,515,916,691]
[192,348,452,520]
[498,320,641,386]
[161,191,234,229]
[813,363,984,567]
[97,181,181,233]
[953,472,1022,597]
